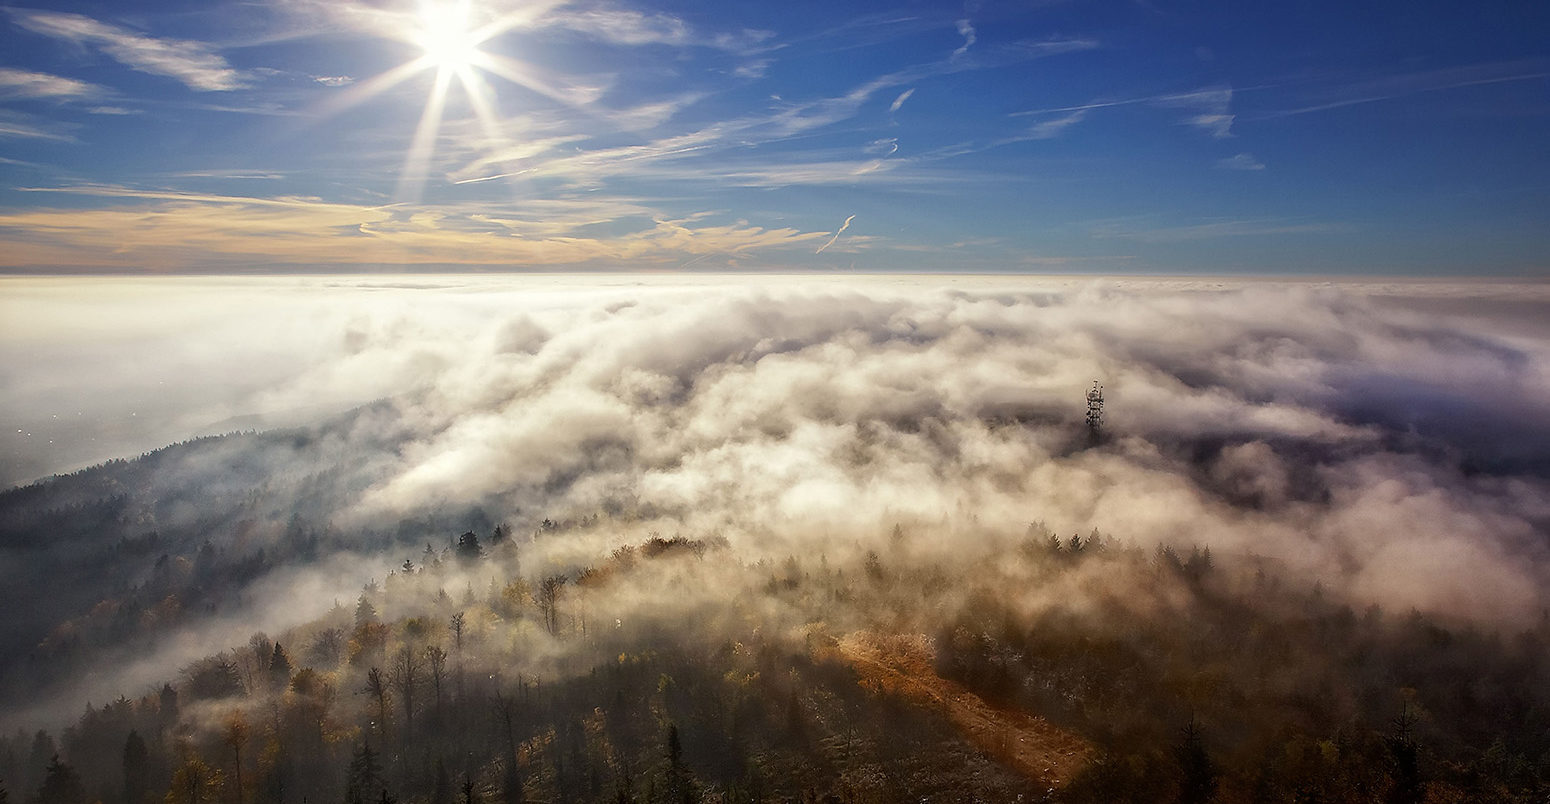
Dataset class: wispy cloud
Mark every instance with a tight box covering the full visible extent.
[438,36,1094,192]
[602,94,704,131]
[759,39,1095,140]
[167,170,286,180]
[0,185,829,270]
[1028,108,1087,139]
[1256,62,1550,120]
[542,7,774,51]
[814,214,856,253]
[733,59,772,80]
[1217,152,1265,171]
[1014,82,1238,138]
[0,68,101,100]
[1011,37,1102,58]
[1091,216,1338,243]
[889,88,915,113]
[311,75,354,87]
[1157,85,1235,138]
[865,138,899,156]
[0,111,74,141]
[635,158,917,189]
[952,19,976,60]
[11,10,248,91]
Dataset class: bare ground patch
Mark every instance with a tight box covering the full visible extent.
[833,631,1093,789]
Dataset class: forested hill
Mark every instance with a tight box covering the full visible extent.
[4,514,1550,803]
[0,405,497,721]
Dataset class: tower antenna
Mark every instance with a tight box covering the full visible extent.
[1085,380,1104,432]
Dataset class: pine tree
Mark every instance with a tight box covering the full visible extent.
[1385,707,1423,804]
[123,731,148,804]
[268,643,293,691]
[36,755,86,804]
[456,532,483,563]
[1175,721,1218,804]
[355,595,379,628]
[345,742,383,804]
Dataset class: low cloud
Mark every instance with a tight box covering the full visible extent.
[6,278,1547,625]
[5,277,1549,728]
[0,186,828,270]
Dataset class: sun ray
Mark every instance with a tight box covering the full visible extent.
[476,52,603,108]
[459,69,510,154]
[465,0,569,45]
[397,67,455,202]
[311,57,433,119]
[315,0,575,200]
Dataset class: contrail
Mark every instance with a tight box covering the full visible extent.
[453,169,534,185]
[815,214,856,254]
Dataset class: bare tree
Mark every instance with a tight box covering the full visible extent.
[222,710,249,804]
[538,575,567,635]
[362,667,390,738]
[426,645,448,719]
[450,612,466,700]
[389,644,422,735]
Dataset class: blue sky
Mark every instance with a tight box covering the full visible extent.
[0,0,1545,274]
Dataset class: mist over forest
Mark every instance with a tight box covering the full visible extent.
[3,276,1549,803]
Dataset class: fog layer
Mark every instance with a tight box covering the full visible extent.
[4,275,1549,676]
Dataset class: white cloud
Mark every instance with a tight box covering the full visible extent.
[889,87,916,113]
[814,214,856,253]
[952,19,976,59]
[11,10,248,91]
[6,278,1550,645]
[865,137,899,155]
[1158,85,1236,137]
[544,7,773,51]
[1217,152,1265,170]
[0,111,73,141]
[0,67,101,100]
[733,59,772,80]
[1029,108,1087,139]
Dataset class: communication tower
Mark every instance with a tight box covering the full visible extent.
[1085,380,1104,431]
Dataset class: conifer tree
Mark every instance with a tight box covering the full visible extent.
[1175,721,1217,804]
[122,731,148,804]
[268,643,293,691]
[36,755,85,804]
[345,742,383,804]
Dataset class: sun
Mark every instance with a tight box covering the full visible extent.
[416,0,481,74]
[317,0,572,201]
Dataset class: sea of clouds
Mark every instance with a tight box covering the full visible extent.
[4,274,1549,631]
